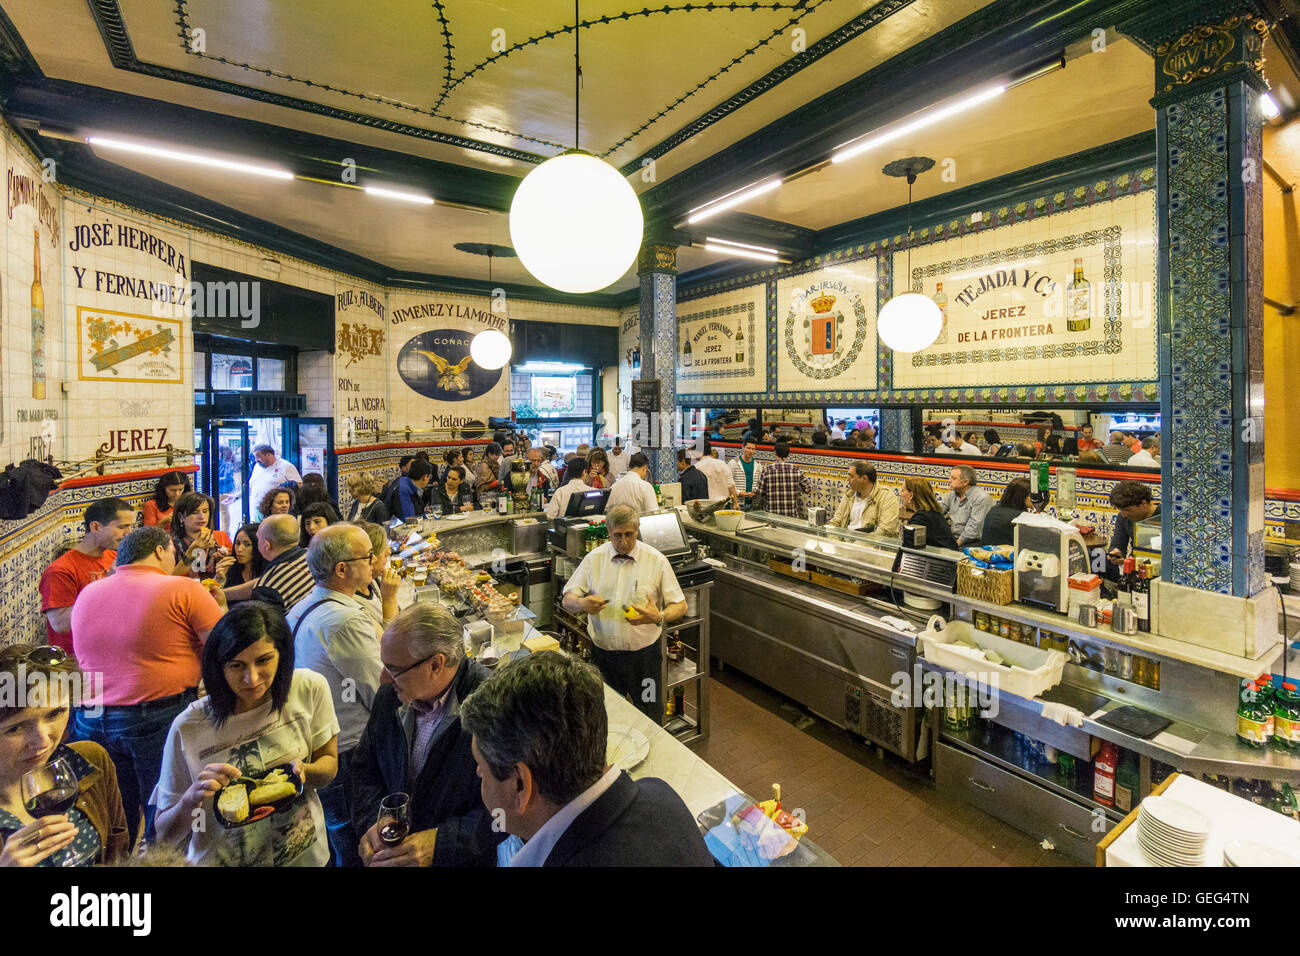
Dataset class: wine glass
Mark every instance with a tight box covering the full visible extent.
[20,756,89,867]
[377,792,410,849]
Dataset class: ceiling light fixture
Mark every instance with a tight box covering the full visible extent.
[685,178,783,224]
[1261,93,1281,120]
[86,136,293,180]
[705,237,779,255]
[831,86,1005,165]
[508,1,643,293]
[363,184,435,205]
[518,361,587,373]
[702,240,780,263]
[471,246,513,370]
[876,157,943,353]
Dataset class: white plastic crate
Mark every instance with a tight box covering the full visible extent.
[917,616,1066,701]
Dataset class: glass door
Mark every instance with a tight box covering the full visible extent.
[197,420,251,534]
[284,417,335,501]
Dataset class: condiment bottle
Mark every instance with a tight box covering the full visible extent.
[1274,682,1300,750]
[1236,681,1268,748]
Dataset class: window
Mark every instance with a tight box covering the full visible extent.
[210,353,254,391]
[257,357,286,391]
[195,352,206,390]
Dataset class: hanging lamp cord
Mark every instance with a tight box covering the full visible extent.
[574,0,582,151]
[905,171,916,289]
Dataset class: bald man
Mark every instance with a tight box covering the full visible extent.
[246,513,314,612]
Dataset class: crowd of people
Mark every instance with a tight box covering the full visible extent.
[918,423,1160,468]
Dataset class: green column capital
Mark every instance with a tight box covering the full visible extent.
[637,242,677,277]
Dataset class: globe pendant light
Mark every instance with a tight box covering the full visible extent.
[509,2,643,294]
[878,157,942,353]
[471,247,513,370]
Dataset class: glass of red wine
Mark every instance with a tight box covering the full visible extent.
[377,792,410,849]
[21,756,89,867]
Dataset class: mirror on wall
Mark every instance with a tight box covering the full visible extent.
[678,404,1161,472]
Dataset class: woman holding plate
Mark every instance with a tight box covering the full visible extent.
[152,602,339,866]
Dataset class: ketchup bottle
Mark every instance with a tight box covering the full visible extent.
[1093,740,1118,807]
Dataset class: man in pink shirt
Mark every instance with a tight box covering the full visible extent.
[72,525,225,846]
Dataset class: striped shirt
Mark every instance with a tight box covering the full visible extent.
[250,546,315,613]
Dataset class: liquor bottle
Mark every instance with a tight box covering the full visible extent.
[1066,257,1091,332]
[1093,740,1118,807]
[682,336,692,368]
[735,322,745,364]
[1116,557,1135,607]
[1114,750,1139,813]
[1029,460,1050,510]
[1133,562,1151,632]
[933,281,948,344]
[31,230,45,400]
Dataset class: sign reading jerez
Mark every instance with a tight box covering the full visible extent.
[396,329,502,401]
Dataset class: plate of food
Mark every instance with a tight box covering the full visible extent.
[213,764,304,829]
[606,725,650,772]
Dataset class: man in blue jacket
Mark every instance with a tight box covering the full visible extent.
[461,651,715,867]
[347,602,502,866]
[388,458,434,520]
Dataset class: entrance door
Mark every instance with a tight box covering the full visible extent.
[285,417,336,502]
[196,420,252,534]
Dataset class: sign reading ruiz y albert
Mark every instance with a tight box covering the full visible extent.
[675,286,765,394]
[76,307,182,383]
[775,261,877,393]
[891,191,1156,390]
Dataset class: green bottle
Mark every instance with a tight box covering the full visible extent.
[1114,750,1139,813]
[1274,681,1300,750]
[1236,681,1268,748]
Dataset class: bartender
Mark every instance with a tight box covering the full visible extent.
[1107,479,1160,564]
[561,504,687,720]
[828,462,901,536]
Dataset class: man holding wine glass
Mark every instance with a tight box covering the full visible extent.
[0,644,130,867]
[348,603,500,867]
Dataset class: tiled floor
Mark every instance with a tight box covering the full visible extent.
[695,667,1081,867]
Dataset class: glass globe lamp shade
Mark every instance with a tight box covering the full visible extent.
[509,150,643,294]
[470,329,512,370]
[877,292,943,352]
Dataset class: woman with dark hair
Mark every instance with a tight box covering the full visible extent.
[1044,433,1064,458]
[143,471,192,529]
[439,449,464,486]
[586,448,609,489]
[980,478,1032,547]
[299,502,342,548]
[171,492,234,582]
[0,644,129,867]
[226,523,265,587]
[152,602,339,866]
[898,477,959,550]
[436,464,478,515]
[259,486,295,520]
[294,473,334,514]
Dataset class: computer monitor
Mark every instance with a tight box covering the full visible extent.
[565,488,609,517]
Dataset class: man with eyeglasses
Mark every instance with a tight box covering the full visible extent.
[345,603,501,868]
[287,524,383,867]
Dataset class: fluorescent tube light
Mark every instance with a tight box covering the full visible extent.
[518,362,586,373]
[830,85,1006,165]
[1261,94,1281,120]
[364,184,436,205]
[705,237,779,256]
[686,178,781,224]
[87,136,293,180]
[703,243,779,262]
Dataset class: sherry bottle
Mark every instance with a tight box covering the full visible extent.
[31,230,45,400]
[682,336,692,368]
[735,322,744,364]
[1066,256,1091,332]
[933,281,948,344]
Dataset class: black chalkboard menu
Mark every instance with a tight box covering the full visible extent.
[630,379,660,448]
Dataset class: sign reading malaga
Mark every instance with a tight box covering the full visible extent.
[397,329,503,401]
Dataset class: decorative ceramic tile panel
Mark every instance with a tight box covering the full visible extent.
[639,264,679,484]
[774,260,878,396]
[674,285,767,394]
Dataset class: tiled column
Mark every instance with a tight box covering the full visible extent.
[638,242,679,483]
[1121,6,1268,595]
[880,409,913,453]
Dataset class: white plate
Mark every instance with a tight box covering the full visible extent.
[1223,839,1300,867]
[1141,796,1211,837]
[443,513,469,521]
[606,724,650,772]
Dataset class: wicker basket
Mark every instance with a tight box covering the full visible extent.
[956,559,1013,605]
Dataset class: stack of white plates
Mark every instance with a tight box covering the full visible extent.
[1223,839,1300,867]
[1290,560,1300,594]
[1137,795,1211,866]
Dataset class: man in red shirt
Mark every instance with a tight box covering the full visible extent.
[38,497,136,653]
[1076,424,1103,453]
[71,524,226,845]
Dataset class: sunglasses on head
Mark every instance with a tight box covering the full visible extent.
[0,645,69,668]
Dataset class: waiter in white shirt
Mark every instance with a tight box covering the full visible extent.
[606,438,630,480]
[605,452,658,514]
[561,505,686,719]
[546,459,594,520]
[693,440,737,503]
[248,444,303,517]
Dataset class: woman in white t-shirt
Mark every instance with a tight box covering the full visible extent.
[152,602,339,867]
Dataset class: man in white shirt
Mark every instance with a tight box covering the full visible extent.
[1126,436,1159,467]
[561,504,686,719]
[605,452,658,514]
[694,440,737,502]
[606,438,630,480]
[830,419,847,441]
[459,652,714,867]
[545,459,594,520]
[249,444,303,516]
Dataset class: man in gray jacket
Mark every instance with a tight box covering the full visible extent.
[940,464,993,548]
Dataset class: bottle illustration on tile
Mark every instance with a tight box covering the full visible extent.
[933,282,948,345]
[1066,257,1091,333]
[734,320,744,364]
[31,230,45,399]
